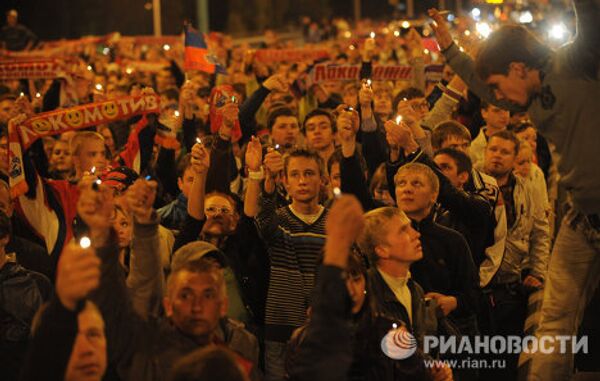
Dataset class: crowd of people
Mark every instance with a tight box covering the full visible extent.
[0,2,598,381]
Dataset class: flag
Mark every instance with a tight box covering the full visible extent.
[184,26,226,74]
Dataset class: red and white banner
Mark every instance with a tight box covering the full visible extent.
[310,63,445,83]
[254,48,330,63]
[0,59,68,80]
[8,94,161,197]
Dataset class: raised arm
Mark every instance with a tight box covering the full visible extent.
[428,8,522,113]
[289,195,364,381]
[187,142,211,221]
[124,178,163,320]
[243,136,264,218]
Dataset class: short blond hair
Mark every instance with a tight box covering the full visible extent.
[69,131,104,157]
[358,207,407,265]
[394,162,440,195]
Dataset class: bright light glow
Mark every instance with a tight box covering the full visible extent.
[19,92,24,97]
[423,49,430,55]
[464,30,471,36]
[369,31,376,39]
[471,7,481,19]
[95,83,103,91]
[395,115,403,124]
[174,110,180,117]
[344,31,352,38]
[476,22,492,38]
[196,137,203,145]
[79,236,91,249]
[102,47,110,55]
[87,65,93,71]
[163,44,171,51]
[447,13,456,22]
[125,67,133,74]
[333,187,342,199]
[349,45,355,50]
[35,92,41,98]
[519,11,533,24]
[549,23,567,40]
[401,21,410,29]
[394,30,400,37]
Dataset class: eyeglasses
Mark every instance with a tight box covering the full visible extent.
[205,206,233,215]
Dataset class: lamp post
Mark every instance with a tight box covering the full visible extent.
[152,0,162,36]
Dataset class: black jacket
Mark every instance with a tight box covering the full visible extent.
[409,214,480,335]
[386,149,494,269]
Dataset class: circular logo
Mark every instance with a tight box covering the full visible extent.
[65,110,84,127]
[381,326,417,360]
[31,118,52,134]
[101,102,119,119]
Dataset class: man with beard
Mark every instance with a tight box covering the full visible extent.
[480,130,551,380]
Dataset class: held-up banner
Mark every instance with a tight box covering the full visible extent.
[310,63,444,83]
[254,48,330,63]
[0,59,68,80]
[8,94,160,197]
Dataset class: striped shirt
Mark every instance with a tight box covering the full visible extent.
[256,191,328,343]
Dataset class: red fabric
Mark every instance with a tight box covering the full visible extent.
[184,46,215,74]
[209,85,242,142]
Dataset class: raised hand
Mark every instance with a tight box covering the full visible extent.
[324,195,365,268]
[191,142,211,175]
[56,241,101,311]
[263,147,284,194]
[358,85,374,110]
[428,8,454,50]
[77,176,114,246]
[124,178,158,224]
[245,136,263,172]
[263,73,289,93]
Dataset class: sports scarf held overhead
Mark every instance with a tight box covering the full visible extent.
[0,58,69,80]
[209,85,242,143]
[8,94,161,198]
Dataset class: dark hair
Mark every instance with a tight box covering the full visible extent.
[392,87,425,112]
[283,148,325,177]
[267,107,297,132]
[171,346,247,381]
[162,87,180,102]
[489,130,521,154]
[327,149,343,176]
[475,25,552,80]
[369,163,388,196]
[303,108,336,133]
[431,121,472,150]
[434,148,473,175]
[510,120,535,134]
[176,154,193,179]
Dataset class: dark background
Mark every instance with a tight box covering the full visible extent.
[0,0,465,40]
